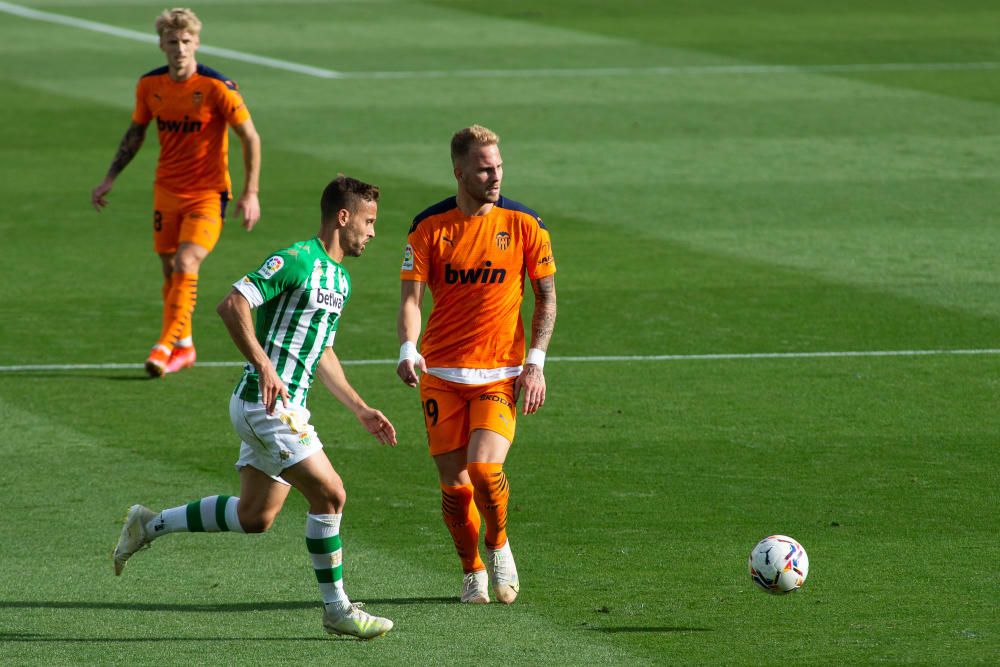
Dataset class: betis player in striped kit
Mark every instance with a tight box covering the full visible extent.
[113,176,396,639]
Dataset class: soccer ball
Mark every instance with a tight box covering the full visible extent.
[748,535,809,594]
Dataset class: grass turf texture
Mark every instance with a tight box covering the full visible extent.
[1,0,999,664]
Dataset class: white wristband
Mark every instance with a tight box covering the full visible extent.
[399,341,422,365]
[525,347,546,369]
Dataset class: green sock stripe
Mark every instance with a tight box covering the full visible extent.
[215,495,231,532]
[186,501,204,532]
[306,535,342,554]
[315,566,343,584]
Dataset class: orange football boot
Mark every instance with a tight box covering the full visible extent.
[165,345,196,374]
[144,346,171,377]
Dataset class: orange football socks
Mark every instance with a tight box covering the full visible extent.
[157,272,198,350]
[467,462,510,550]
[440,483,485,573]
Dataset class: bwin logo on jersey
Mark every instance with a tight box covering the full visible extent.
[156,115,203,133]
[314,289,345,311]
[444,262,507,285]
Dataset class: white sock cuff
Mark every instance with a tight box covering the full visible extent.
[306,512,342,537]
[224,496,244,533]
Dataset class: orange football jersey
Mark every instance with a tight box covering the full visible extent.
[401,196,556,370]
[132,64,251,194]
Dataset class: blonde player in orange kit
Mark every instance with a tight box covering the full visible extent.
[91,8,262,377]
[397,125,557,604]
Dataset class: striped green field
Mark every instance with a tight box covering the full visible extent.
[1,1,998,664]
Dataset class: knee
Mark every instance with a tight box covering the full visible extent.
[238,508,277,534]
[172,250,203,274]
[467,461,502,489]
[327,486,347,514]
[311,485,346,515]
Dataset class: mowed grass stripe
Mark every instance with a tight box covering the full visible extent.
[3,2,1000,79]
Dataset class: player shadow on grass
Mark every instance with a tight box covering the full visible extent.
[0,597,456,613]
[0,633,333,643]
[4,372,159,381]
[587,626,713,633]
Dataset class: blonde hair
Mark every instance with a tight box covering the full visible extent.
[451,124,499,165]
[155,8,202,37]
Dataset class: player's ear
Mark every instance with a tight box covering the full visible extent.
[337,208,351,228]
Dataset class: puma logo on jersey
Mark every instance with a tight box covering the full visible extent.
[444,262,507,285]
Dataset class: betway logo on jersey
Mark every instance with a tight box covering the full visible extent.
[156,115,203,133]
[314,288,345,311]
[444,262,507,285]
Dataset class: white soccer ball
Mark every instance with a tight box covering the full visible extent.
[748,535,809,594]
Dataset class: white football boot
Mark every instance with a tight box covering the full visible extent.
[323,603,394,639]
[113,504,155,575]
[486,540,519,604]
[460,570,489,604]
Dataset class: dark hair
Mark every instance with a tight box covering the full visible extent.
[320,175,380,221]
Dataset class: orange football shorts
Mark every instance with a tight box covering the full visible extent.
[152,185,230,254]
[419,374,517,456]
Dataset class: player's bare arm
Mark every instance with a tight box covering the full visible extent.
[316,348,397,446]
[231,118,261,231]
[91,122,148,211]
[216,289,288,414]
[396,279,428,387]
[515,274,557,415]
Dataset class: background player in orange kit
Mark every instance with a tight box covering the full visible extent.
[397,125,557,604]
[91,7,262,377]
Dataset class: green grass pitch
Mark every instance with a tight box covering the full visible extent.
[1,1,999,664]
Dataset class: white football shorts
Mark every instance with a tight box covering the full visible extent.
[229,395,324,484]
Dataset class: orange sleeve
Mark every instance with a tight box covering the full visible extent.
[523,215,556,280]
[131,78,152,125]
[214,80,251,126]
[400,223,431,282]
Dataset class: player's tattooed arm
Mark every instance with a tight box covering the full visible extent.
[107,122,148,178]
[529,274,557,351]
[518,275,556,414]
[92,122,148,211]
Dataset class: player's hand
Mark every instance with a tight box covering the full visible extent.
[258,363,289,415]
[514,364,546,415]
[396,356,426,387]
[357,408,397,446]
[235,191,260,231]
[91,178,114,212]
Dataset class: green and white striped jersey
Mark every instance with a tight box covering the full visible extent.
[232,237,351,406]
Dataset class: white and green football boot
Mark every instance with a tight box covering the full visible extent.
[323,603,393,639]
[113,504,155,576]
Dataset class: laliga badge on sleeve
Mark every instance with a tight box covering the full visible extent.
[258,256,284,279]
[401,244,414,271]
